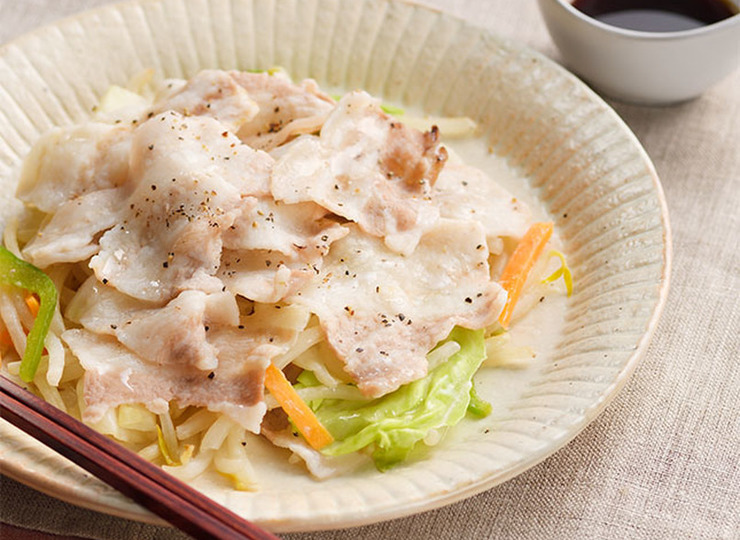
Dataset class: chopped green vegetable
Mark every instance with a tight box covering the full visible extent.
[329,95,405,117]
[542,250,574,297]
[467,379,492,418]
[380,103,405,116]
[314,327,486,471]
[0,247,58,382]
[246,67,284,75]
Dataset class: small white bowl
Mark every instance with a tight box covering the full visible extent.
[538,0,740,105]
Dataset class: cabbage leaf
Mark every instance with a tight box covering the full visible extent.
[311,327,488,471]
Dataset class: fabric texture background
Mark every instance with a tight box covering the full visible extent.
[1,1,738,539]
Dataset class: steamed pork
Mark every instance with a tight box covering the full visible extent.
[1,69,546,485]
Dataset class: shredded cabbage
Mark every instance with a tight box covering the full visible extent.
[95,85,149,115]
[484,331,535,369]
[311,327,487,471]
[118,403,157,432]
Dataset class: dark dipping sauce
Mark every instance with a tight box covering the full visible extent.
[571,0,739,32]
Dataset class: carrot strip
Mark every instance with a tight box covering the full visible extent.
[0,295,41,349]
[2,294,48,355]
[0,295,38,349]
[498,222,554,328]
[263,364,334,450]
[25,294,40,317]
[0,328,11,347]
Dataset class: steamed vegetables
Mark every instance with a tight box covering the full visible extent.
[305,327,487,471]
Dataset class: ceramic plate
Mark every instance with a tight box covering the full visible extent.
[0,0,671,532]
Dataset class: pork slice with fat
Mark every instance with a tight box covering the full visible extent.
[289,220,507,397]
[89,112,274,302]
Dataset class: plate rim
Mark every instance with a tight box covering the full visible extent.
[0,0,672,532]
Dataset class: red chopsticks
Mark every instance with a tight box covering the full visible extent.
[0,376,279,540]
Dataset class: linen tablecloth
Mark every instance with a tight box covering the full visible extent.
[1,1,738,538]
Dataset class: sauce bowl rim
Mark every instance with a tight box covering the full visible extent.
[551,0,740,40]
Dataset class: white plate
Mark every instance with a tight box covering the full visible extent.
[0,0,671,532]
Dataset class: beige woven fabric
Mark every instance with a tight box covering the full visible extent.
[1,1,738,539]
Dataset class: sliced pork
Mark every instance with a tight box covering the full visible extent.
[230,71,336,151]
[62,299,310,433]
[16,123,131,213]
[22,188,123,268]
[434,158,531,251]
[152,70,259,133]
[89,111,274,302]
[222,197,347,255]
[218,197,348,302]
[65,278,238,371]
[271,91,446,254]
[289,220,507,397]
[62,329,273,432]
